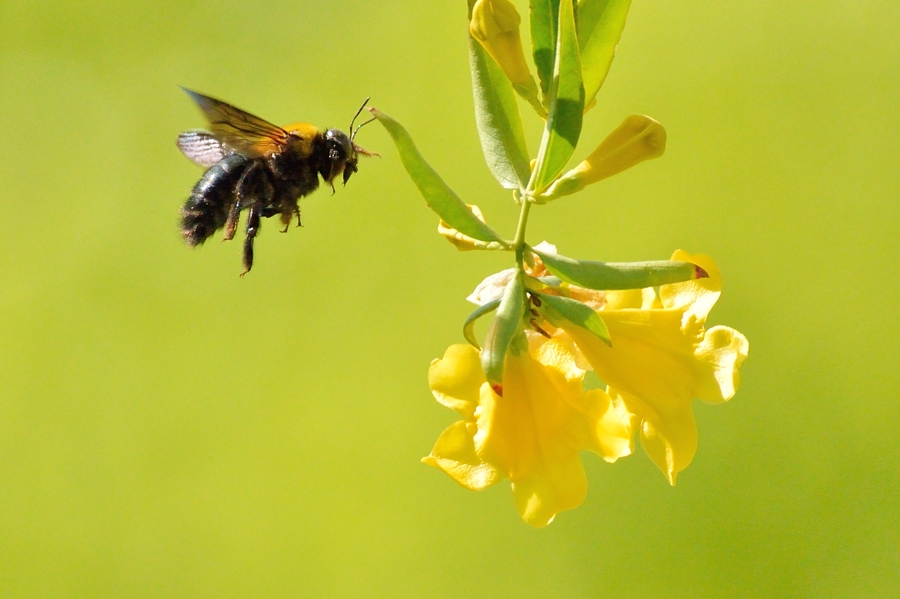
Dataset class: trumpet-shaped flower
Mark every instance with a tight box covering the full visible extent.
[424,336,633,527]
[557,250,749,484]
[541,115,667,201]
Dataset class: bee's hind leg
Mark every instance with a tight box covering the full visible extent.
[223,199,241,241]
[240,201,262,277]
[226,163,257,243]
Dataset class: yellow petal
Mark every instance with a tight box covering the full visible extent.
[610,386,697,484]
[423,420,503,490]
[428,344,483,420]
[583,388,634,462]
[659,250,722,320]
[694,325,749,403]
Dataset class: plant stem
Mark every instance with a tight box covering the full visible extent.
[512,196,532,269]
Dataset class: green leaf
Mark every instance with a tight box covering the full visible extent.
[577,0,631,106]
[481,273,526,390]
[468,36,532,191]
[529,0,560,101]
[530,0,584,194]
[370,108,505,244]
[538,292,611,346]
[532,247,706,290]
[463,298,501,350]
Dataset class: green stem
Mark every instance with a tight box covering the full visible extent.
[512,196,532,269]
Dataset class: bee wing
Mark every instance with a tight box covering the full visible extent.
[177,130,229,168]
[181,87,290,158]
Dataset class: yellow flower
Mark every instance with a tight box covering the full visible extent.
[424,336,633,527]
[541,115,667,200]
[557,250,749,484]
[469,0,540,102]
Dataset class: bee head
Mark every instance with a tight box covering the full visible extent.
[323,128,354,185]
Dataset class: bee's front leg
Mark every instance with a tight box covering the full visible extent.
[279,201,301,232]
[240,201,262,277]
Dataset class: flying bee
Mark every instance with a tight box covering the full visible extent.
[177,88,376,275]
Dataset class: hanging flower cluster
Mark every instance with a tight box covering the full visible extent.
[370,0,749,527]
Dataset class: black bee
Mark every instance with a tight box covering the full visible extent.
[177,88,375,275]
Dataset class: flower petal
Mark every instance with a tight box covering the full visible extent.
[610,386,697,484]
[422,420,503,491]
[428,344,484,419]
[694,325,749,403]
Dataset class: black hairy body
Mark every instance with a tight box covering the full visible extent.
[177,88,373,275]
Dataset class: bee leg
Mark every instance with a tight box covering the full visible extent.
[240,201,262,277]
[226,162,260,242]
[223,199,241,241]
[280,203,301,232]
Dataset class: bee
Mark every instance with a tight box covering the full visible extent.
[177,88,375,275]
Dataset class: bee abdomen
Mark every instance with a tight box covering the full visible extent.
[181,154,248,246]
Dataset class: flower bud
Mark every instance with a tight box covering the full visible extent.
[541,115,667,200]
[469,0,540,102]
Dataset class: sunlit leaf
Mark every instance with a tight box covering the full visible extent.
[529,0,584,193]
[532,247,708,290]
[469,37,532,190]
[481,273,526,391]
[538,291,611,346]
[577,0,631,107]
[529,0,560,101]
[463,298,501,350]
[370,108,505,244]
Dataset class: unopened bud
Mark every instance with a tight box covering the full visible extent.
[470,0,540,102]
[439,204,504,251]
[541,115,666,200]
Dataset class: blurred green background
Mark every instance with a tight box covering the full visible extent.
[1,0,898,597]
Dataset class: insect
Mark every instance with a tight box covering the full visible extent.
[177,88,375,275]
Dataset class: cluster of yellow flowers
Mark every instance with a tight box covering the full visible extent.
[372,0,749,527]
[424,247,748,527]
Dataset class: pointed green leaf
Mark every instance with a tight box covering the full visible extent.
[370,108,505,244]
[578,0,631,106]
[538,292,611,346]
[529,0,560,101]
[530,0,584,194]
[463,298,501,350]
[469,36,532,191]
[532,246,708,290]
[481,273,526,390]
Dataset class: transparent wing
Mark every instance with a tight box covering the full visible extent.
[181,87,290,158]
[176,130,228,168]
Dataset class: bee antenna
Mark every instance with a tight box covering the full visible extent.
[349,97,371,137]
[350,116,376,142]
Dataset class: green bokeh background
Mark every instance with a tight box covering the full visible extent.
[1,1,898,597]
